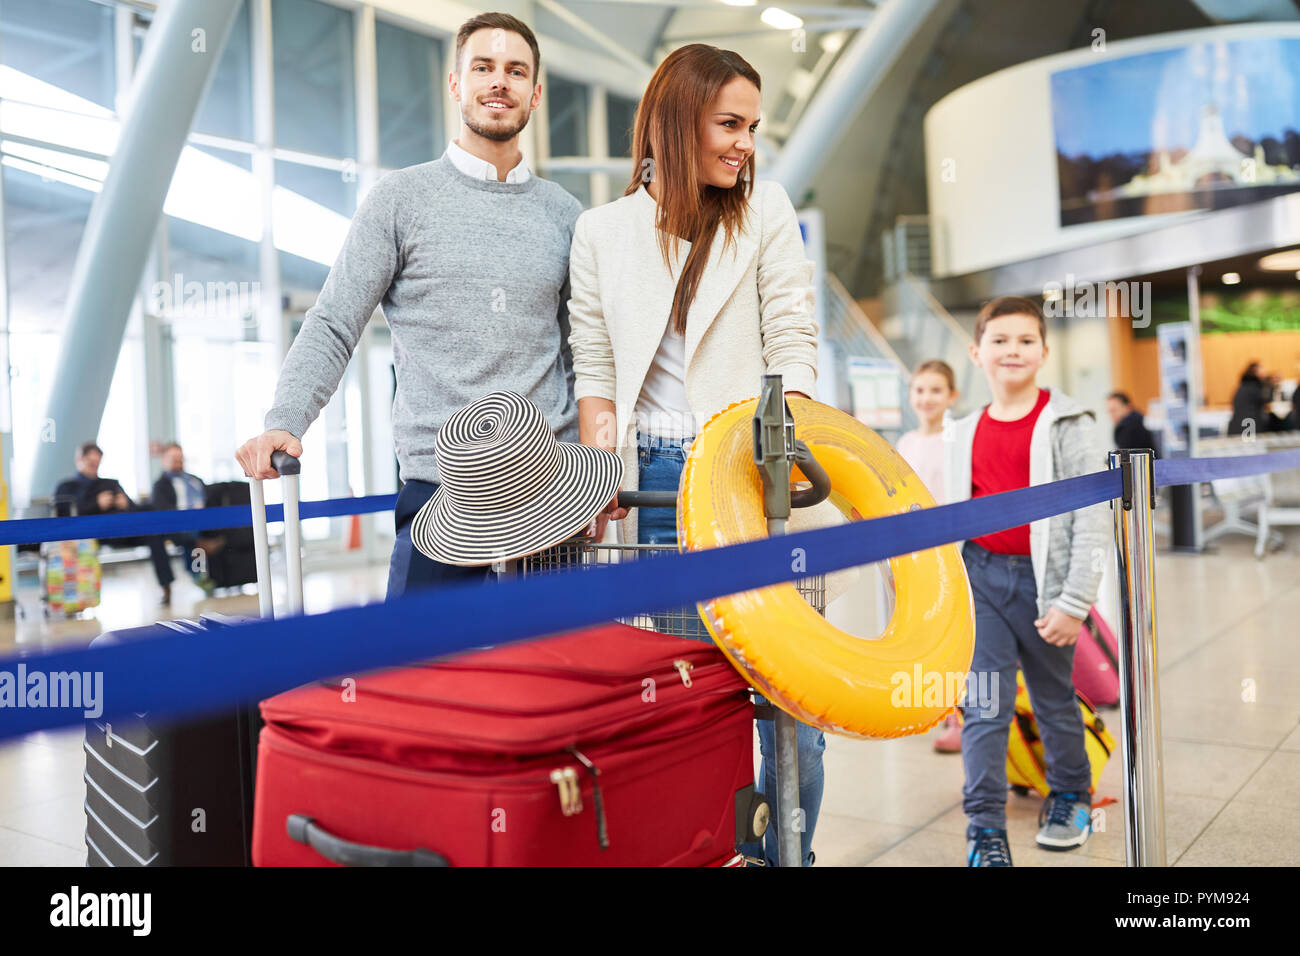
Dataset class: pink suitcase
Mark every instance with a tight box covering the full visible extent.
[1072,607,1119,708]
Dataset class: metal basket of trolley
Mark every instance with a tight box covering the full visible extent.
[503,488,827,640]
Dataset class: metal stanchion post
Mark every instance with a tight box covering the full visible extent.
[1109,449,1167,866]
[754,375,802,868]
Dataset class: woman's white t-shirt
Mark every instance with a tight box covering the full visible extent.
[635,321,694,439]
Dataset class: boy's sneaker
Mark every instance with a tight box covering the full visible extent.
[1036,791,1092,850]
[966,825,1013,867]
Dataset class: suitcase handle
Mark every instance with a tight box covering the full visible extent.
[269,450,301,475]
[249,452,303,619]
[287,814,449,867]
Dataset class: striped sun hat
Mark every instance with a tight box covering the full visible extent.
[410,391,623,566]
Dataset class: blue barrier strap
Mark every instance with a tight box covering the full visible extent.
[0,468,1121,740]
[3,449,1294,547]
[1155,447,1300,487]
[0,493,397,546]
[5,447,1300,739]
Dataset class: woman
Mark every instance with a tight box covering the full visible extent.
[567,43,825,867]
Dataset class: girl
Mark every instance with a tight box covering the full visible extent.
[895,359,961,751]
[566,43,824,866]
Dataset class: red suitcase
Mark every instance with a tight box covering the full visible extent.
[252,623,766,866]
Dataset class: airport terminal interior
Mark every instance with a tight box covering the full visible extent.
[2,0,1300,869]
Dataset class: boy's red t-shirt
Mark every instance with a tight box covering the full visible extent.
[969,388,1051,555]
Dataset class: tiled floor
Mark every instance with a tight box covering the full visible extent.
[2,529,1298,867]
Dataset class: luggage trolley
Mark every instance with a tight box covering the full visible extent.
[509,375,832,867]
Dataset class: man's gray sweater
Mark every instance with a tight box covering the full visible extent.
[264,157,583,484]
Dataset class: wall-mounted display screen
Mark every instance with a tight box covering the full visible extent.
[1052,36,1300,226]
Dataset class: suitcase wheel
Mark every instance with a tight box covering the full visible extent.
[735,785,771,844]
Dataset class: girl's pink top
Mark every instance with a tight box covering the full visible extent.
[895,428,946,503]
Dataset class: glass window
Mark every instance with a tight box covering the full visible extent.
[548,171,591,208]
[2,163,95,335]
[376,20,443,170]
[172,338,281,489]
[547,75,588,157]
[607,93,638,158]
[274,159,356,294]
[164,145,260,303]
[271,0,356,158]
[0,0,116,111]
[194,0,254,141]
[601,172,633,202]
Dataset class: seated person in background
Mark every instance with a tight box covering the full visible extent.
[151,442,218,598]
[1105,392,1158,454]
[55,441,179,606]
[151,443,206,511]
[1228,362,1272,436]
[52,441,104,517]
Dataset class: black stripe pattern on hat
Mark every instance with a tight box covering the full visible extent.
[409,391,624,566]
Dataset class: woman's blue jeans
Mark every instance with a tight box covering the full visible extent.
[637,433,825,866]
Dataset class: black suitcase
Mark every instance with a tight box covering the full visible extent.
[201,481,258,589]
[83,616,259,866]
[83,453,303,866]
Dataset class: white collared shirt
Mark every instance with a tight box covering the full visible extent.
[445,140,531,184]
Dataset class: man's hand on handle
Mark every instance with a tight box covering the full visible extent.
[236,430,303,480]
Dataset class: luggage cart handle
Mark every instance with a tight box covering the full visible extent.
[616,490,676,509]
[287,814,449,867]
[613,443,830,512]
[790,441,832,509]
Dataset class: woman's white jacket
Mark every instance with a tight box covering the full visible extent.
[567,179,837,552]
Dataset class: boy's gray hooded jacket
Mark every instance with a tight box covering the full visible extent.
[943,389,1111,620]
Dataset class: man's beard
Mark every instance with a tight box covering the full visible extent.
[463,102,531,142]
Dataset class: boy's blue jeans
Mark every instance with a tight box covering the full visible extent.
[960,541,1092,830]
[637,433,825,866]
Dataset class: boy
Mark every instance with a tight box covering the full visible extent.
[943,296,1109,867]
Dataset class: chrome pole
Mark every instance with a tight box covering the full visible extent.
[1109,449,1167,866]
[755,375,802,868]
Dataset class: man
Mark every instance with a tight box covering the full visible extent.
[53,441,108,518]
[53,441,177,604]
[1106,392,1158,454]
[236,12,582,598]
[151,443,218,597]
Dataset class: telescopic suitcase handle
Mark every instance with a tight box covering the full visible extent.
[287,814,449,867]
[249,451,303,619]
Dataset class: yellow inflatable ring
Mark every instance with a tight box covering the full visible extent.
[679,397,975,739]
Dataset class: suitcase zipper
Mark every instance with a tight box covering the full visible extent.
[270,665,743,751]
[422,646,724,685]
[566,747,609,851]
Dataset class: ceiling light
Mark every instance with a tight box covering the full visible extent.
[1257,249,1300,271]
[1221,272,1241,285]
[762,7,804,30]
[821,31,846,53]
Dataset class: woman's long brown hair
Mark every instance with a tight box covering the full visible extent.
[626,44,760,335]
